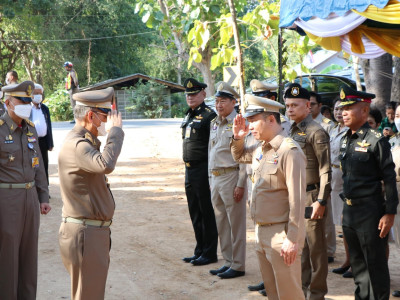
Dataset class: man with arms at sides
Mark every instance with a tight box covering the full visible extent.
[338,86,398,300]
[208,82,247,279]
[285,83,331,300]
[181,78,219,266]
[58,87,124,299]
[231,94,306,300]
[0,81,51,299]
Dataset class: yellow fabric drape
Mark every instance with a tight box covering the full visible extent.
[352,0,400,24]
[305,25,400,57]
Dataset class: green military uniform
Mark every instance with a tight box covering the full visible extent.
[338,86,398,300]
[286,84,331,300]
[58,87,124,300]
[0,81,49,299]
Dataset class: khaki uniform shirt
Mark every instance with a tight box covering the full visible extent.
[209,110,246,187]
[0,113,48,202]
[314,113,335,134]
[58,125,124,220]
[290,114,331,201]
[231,131,307,243]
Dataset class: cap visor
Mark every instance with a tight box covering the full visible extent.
[243,111,263,118]
[15,96,32,103]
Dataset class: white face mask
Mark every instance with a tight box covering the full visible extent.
[5,79,10,85]
[94,113,107,136]
[395,118,400,132]
[33,94,42,104]
[9,101,32,119]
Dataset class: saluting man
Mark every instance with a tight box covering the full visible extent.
[231,94,306,300]
[338,86,398,300]
[0,81,51,299]
[58,87,124,300]
[181,78,219,266]
[208,82,247,279]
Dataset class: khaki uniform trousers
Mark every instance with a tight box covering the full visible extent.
[325,197,336,257]
[211,170,246,271]
[59,222,111,300]
[256,223,305,300]
[301,189,328,300]
[0,188,40,300]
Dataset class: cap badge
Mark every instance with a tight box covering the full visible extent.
[291,87,299,96]
[340,89,345,99]
[26,85,32,96]
[252,85,257,92]
[217,83,224,91]
[187,81,193,88]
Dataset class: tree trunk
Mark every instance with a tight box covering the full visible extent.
[361,54,392,116]
[391,56,400,103]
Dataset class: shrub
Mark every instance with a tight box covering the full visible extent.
[45,88,74,121]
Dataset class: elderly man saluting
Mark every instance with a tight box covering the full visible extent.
[58,87,124,300]
[231,94,306,300]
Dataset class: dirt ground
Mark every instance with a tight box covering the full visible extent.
[37,119,400,299]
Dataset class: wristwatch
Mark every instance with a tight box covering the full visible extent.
[317,199,327,206]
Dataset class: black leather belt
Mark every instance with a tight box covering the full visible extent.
[306,183,320,192]
[339,193,381,206]
[184,161,206,168]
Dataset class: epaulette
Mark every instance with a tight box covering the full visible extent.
[370,129,382,138]
[284,137,297,149]
[211,116,217,123]
[322,117,332,124]
[280,115,287,123]
[205,107,211,112]
[0,119,4,126]
[390,134,396,140]
[84,132,96,146]
[25,119,35,127]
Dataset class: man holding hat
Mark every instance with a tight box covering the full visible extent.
[338,85,398,299]
[208,82,247,278]
[0,81,51,299]
[181,78,219,266]
[58,87,124,299]
[231,94,306,300]
[285,83,331,300]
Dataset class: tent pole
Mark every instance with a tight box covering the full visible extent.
[278,27,283,103]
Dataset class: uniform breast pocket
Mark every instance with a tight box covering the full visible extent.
[190,122,203,140]
[259,163,279,189]
[293,135,306,149]
[0,145,21,166]
[351,151,370,173]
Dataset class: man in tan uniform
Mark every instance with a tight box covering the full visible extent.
[0,81,51,299]
[231,94,306,300]
[285,83,331,300]
[309,92,334,133]
[58,87,124,300]
[208,82,247,279]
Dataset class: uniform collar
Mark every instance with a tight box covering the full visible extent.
[293,114,313,132]
[217,109,237,124]
[185,101,206,115]
[313,113,323,123]
[346,122,370,138]
[262,130,288,151]
[3,112,25,133]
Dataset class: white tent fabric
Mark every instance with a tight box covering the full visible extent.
[340,35,386,58]
[294,11,367,37]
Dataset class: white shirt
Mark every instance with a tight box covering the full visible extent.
[31,105,47,137]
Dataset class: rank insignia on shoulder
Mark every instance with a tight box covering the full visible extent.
[284,137,297,148]
[323,118,331,124]
[298,132,306,136]
[25,119,35,127]
[84,132,96,146]
[205,108,211,112]
[0,120,4,126]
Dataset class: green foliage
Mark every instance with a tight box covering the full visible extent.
[45,88,74,121]
[127,80,170,119]
[170,92,187,118]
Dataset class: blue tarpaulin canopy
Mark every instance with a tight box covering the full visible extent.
[279,0,391,27]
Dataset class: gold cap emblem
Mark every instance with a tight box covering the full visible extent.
[340,88,345,99]
[26,85,32,96]
[187,81,193,88]
[291,87,299,96]
[217,83,224,91]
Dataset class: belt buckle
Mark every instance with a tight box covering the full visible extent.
[25,182,32,189]
[212,170,220,176]
[185,162,191,167]
[345,198,352,206]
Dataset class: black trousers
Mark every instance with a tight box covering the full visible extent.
[342,199,390,300]
[185,161,218,258]
[39,137,49,185]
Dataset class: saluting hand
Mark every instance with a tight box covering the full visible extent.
[232,114,249,140]
[378,214,395,238]
[105,109,123,132]
[280,238,299,266]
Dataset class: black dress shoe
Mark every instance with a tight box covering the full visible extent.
[259,289,267,296]
[217,268,245,279]
[332,265,350,274]
[248,282,264,291]
[343,270,354,278]
[182,255,199,263]
[191,256,218,266]
[393,290,400,297]
[328,256,334,263]
[210,265,229,275]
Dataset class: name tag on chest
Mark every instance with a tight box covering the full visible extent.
[355,147,368,152]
